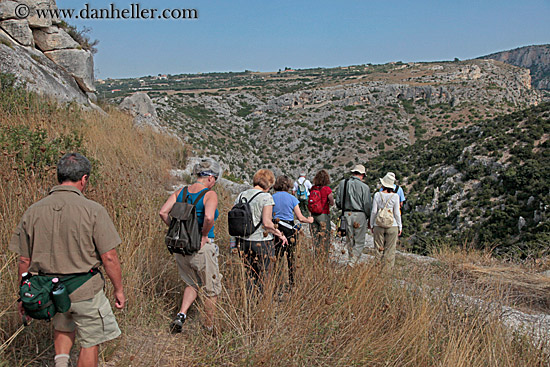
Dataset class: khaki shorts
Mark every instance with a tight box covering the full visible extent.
[53,290,121,348]
[174,240,222,297]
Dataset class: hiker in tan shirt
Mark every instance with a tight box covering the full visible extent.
[9,153,125,367]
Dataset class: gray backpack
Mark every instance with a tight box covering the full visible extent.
[165,187,209,255]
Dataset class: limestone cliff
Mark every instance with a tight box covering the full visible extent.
[480,44,550,90]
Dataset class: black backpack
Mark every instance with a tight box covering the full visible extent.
[228,191,263,237]
[165,187,209,255]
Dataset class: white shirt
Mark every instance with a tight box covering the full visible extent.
[293,177,312,196]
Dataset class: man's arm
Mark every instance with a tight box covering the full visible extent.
[17,256,31,282]
[100,249,125,309]
[364,185,372,215]
[16,256,31,319]
[334,181,342,209]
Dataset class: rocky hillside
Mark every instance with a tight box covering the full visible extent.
[365,103,550,257]
[0,0,97,106]
[480,44,550,91]
[104,59,540,181]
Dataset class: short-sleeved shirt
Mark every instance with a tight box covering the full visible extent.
[235,188,274,241]
[9,185,121,302]
[272,191,300,221]
[310,185,333,214]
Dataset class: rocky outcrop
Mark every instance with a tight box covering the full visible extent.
[0,0,96,102]
[480,44,550,90]
[119,92,163,130]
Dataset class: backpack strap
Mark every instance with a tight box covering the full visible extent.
[244,191,263,204]
[191,188,210,206]
[341,179,349,213]
[381,193,392,209]
[177,186,188,203]
[241,190,264,233]
[179,186,210,205]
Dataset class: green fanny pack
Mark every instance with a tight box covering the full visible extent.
[19,268,100,321]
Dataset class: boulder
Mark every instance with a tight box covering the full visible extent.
[119,92,159,118]
[0,19,33,46]
[120,92,164,129]
[33,26,79,51]
[0,1,18,20]
[44,48,95,92]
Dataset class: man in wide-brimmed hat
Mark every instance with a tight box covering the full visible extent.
[335,164,372,262]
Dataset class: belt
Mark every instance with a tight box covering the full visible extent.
[345,209,364,213]
[276,220,295,230]
[236,238,274,247]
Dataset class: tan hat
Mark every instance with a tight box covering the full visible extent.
[350,164,366,175]
[380,172,396,188]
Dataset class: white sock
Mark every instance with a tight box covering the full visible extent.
[54,354,70,367]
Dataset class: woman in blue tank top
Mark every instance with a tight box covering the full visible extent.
[177,187,219,238]
[159,158,221,333]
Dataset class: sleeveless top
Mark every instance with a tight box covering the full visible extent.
[177,187,219,238]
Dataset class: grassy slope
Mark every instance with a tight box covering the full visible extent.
[1,77,549,366]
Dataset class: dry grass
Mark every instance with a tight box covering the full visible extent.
[428,245,550,312]
[1,92,549,366]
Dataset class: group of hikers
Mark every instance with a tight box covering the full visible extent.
[9,154,404,366]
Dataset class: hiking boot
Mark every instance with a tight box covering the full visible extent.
[170,313,186,333]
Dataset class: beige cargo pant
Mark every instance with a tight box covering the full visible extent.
[373,226,399,269]
[344,211,367,260]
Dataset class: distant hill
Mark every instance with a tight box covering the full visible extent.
[480,44,550,90]
[365,102,550,257]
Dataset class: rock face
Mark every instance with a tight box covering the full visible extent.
[0,41,90,105]
[0,19,33,46]
[0,0,96,102]
[480,44,550,90]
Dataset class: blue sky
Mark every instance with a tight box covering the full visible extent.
[56,0,550,79]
